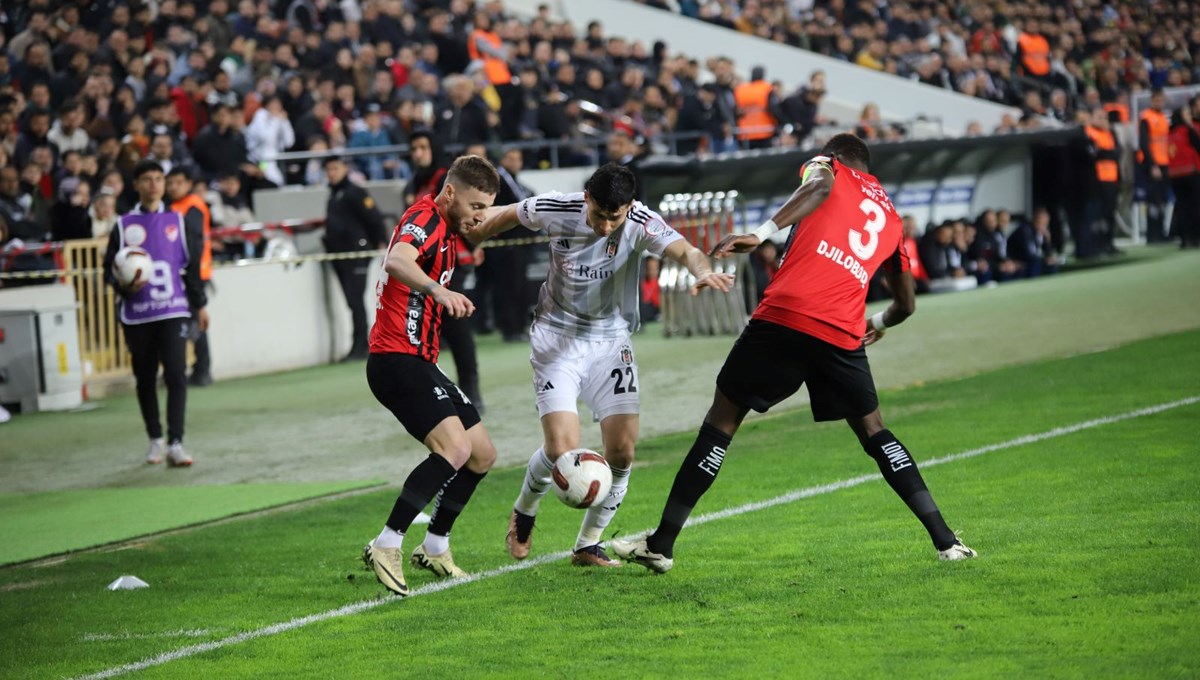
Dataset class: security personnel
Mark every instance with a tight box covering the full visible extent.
[734,66,782,149]
[1017,20,1050,79]
[1084,108,1121,256]
[166,167,214,386]
[1139,89,1171,242]
[323,155,387,361]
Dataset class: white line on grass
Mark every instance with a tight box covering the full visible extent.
[74,395,1198,680]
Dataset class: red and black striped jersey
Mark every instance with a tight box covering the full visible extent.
[369,195,457,362]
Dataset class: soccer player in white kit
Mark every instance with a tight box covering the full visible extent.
[467,163,735,566]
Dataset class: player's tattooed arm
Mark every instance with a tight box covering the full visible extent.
[711,163,834,258]
[664,239,735,296]
[384,241,475,318]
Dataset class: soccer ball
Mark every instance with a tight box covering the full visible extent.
[551,449,613,509]
[113,247,153,287]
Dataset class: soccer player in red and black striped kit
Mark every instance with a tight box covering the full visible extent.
[361,155,501,596]
[614,134,976,572]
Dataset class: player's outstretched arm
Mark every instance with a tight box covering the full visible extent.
[384,241,475,319]
[711,161,834,258]
[462,204,521,244]
[863,266,916,346]
[664,239,736,295]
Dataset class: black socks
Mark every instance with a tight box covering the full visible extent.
[428,467,488,537]
[648,423,733,558]
[386,453,458,534]
[864,430,958,550]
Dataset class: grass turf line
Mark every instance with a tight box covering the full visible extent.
[0,330,1191,679]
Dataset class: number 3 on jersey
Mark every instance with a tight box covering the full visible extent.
[850,198,886,260]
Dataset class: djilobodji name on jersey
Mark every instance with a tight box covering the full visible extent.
[816,239,870,289]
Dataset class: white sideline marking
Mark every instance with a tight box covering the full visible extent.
[74,396,1198,680]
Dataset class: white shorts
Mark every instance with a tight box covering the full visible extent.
[529,324,640,421]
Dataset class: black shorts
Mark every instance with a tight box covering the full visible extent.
[366,353,481,442]
[716,319,879,422]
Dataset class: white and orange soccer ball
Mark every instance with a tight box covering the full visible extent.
[113,246,153,287]
[551,449,613,509]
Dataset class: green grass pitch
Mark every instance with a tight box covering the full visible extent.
[1,327,1197,679]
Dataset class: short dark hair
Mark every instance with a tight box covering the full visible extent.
[820,133,871,168]
[132,159,164,179]
[584,163,637,212]
[166,166,191,180]
[445,155,500,195]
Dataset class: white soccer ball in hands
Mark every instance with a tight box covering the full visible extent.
[113,247,153,288]
[552,449,613,509]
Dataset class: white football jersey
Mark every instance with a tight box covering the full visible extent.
[515,191,684,339]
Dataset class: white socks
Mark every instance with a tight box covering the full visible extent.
[513,447,554,516]
[422,532,450,556]
[575,465,631,550]
[374,526,405,550]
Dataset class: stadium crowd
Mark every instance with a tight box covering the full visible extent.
[1,0,1198,268]
[641,0,1200,126]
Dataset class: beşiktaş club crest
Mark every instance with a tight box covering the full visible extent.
[605,236,619,257]
[620,345,633,366]
[165,225,179,242]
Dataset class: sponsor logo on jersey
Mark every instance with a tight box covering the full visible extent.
[816,239,870,289]
[538,380,555,393]
[405,293,423,346]
[401,222,427,244]
[572,263,612,280]
[165,225,179,242]
[433,386,449,400]
[521,202,534,223]
[556,238,570,249]
[620,345,633,366]
[605,236,619,258]
[124,224,146,246]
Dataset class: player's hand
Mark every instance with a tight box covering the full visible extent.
[432,286,475,319]
[1150,166,1162,180]
[122,278,148,295]
[863,327,886,346]
[709,233,762,258]
[195,307,210,332]
[689,272,736,295]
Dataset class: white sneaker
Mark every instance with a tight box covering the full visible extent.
[0,404,11,423]
[166,443,193,467]
[146,438,166,465]
[610,537,674,574]
[938,540,977,561]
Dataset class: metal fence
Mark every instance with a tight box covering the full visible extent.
[656,191,751,337]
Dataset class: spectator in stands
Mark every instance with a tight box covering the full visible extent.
[322,154,387,362]
[89,186,119,238]
[47,99,89,155]
[49,176,91,241]
[349,103,403,180]
[245,95,295,187]
[146,132,190,178]
[0,165,47,241]
[781,71,827,146]
[968,209,1019,284]
[855,103,884,142]
[920,222,966,282]
[434,74,491,149]
[14,108,52,169]
[207,172,256,230]
[1008,207,1059,278]
[675,83,728,155]
[404,129,448,207]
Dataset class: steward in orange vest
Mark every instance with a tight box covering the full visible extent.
[1084,120,1120,185]
[1017,20,1050,77]
[1138,89,1171,242]
[170,187,213,282]
[468,12,512,87]
[734,66,781,147]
